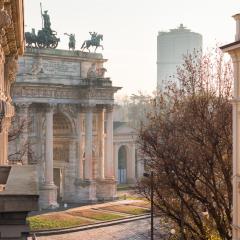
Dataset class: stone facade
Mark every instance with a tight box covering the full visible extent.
[0,0,24,165]
[10,48,121,208]
[221,14,240,240]
[0,1,40,239]
[113,122,144,184]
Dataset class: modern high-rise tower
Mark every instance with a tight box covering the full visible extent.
[157,24,202,90]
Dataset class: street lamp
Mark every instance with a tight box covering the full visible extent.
[143,171,154,240]
[180,196,184,240]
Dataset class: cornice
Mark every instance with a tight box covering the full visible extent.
[23,48,107,63]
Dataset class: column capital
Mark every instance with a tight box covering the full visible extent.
[106,105,114,112]
[95,105,106,113]
[45,103,56,113]
[15,102,31,109]
[81,104,96,113]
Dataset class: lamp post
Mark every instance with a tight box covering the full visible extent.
[180,196,184,240]
[144,171,154,240]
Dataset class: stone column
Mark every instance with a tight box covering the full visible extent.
[105,107,114,179]
[85,107,93,180]
[97,108,105,179]
[114,143,119,181]
[39,104,58,209]
[74,106,97,203]
[127,143,136,183]
[77,112,83,179]
[2,119,10,165]
[96,106,117,201]
[45,105,54,185]
[0,119,10,165]
[16,103,30,165]
[231,56,240,239]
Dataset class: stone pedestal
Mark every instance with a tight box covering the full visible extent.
[0,165,39,240]
[96,178,117,201]
[39,183,59,209]
[74,179,97,203]
[0,212,29,240]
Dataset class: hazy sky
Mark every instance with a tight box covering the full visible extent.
[24,0,240,97]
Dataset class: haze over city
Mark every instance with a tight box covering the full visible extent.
[2,0,240,239]
[24,0,239,96]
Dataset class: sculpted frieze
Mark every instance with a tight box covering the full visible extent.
[0,7,11,42]
[5,55,18,83]
[19,56,81,77]
[13,85,115,101]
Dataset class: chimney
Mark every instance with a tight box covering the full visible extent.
[233,14,240,41]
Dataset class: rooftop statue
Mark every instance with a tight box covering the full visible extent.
[42,10,51,31]
[64,33,76,51]
[25,3,60,49]
[81,32,104,52]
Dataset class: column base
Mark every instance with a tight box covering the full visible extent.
[96,178,118,201]
[39,183,59,210]
[74,179,97,203]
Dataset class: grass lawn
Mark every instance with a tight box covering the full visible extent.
[118,195,145,201]
[117,184,133,191]
[28,202,150,231]
[68,209,124,221]
[28,213,93,231]
[128,201,151,208]
[100,204,150,215]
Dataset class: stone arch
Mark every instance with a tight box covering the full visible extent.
[118,145,129,184]
[58,110,77,136]
[53,112,73,137]
[52,111,75,201]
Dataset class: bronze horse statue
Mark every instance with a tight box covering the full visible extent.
[81,33,103,52]
[25,29,38,48]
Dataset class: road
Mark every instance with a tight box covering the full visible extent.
[36,218,165,240]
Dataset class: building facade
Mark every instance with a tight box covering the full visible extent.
[221,14,240,240]
[157,24,202,90]
[0,0,24,165]
[113,121,144,185]
[11,48,121,208]
[0,1,39,240]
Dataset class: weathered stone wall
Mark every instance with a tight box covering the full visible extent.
[0,0,24,165]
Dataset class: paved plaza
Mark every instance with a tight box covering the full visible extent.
[36,218,164,240]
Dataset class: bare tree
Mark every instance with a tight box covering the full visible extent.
[115,91,154,129]
[137,49,232,239]
[8,117,36,164]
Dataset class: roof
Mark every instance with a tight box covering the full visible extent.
[220,40,240,50]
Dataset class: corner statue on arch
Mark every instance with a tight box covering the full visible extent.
[25,3,60,49]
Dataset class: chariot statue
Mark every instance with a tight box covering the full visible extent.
[81,32,103,52]
[25,3,60,49]
[64,33,76,51]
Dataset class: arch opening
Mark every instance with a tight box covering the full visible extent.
[118,145,128,184]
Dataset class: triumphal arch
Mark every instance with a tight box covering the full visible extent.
[11,47,121,208]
